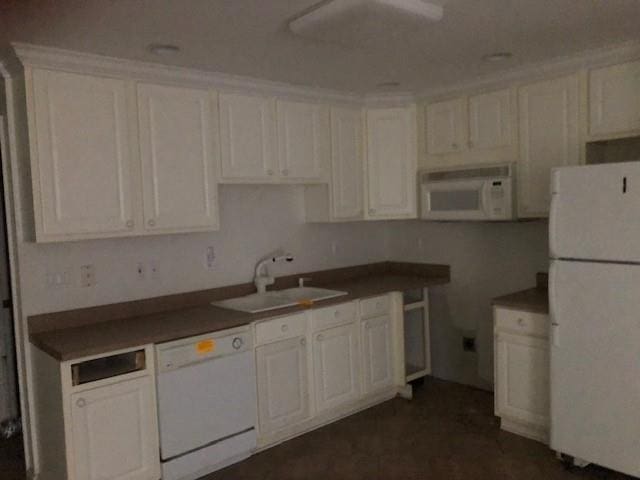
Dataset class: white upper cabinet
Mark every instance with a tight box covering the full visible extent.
[219,92,278,181]
[137,83,219,233]
[366,105,418,219]
[518,74,580,218]
[276,100,329,181]
[589,60,640,138]
[28,69,136,241]
[469,89,512,150]
[425,88,515,168]
[331,107,364,219]
[426,98,466,155]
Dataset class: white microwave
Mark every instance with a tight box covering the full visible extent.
[420,163,516,221]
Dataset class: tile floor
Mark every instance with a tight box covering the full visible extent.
[204,378,632,480]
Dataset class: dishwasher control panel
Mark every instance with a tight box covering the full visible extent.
[156,326,252,373]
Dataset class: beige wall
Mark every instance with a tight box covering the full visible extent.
[387,220,549,389]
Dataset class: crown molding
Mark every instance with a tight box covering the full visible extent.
[417,40,640,101]
[11,42,365,105]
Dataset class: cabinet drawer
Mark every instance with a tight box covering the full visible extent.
[494,307,549,338]
[255,313,307,345]
[311,302,356,331]
[360,295,390,318]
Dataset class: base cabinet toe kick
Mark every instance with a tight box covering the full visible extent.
[31,289,432,480]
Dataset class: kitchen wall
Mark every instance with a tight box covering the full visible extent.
[387,220,549,389]
[19,185,391,316]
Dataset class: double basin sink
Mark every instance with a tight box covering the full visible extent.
[213,287,348,313]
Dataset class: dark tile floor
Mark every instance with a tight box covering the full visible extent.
[205,378,633,480]
[0,434,26,480]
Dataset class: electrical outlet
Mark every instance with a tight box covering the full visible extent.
[136,262,146,280]
[149,260,159,279]
[80,265,96,287]
[206,246,216,269]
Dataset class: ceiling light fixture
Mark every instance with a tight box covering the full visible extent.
[290,0,444,35]
[147,43,181,56]
[482,52,513,63]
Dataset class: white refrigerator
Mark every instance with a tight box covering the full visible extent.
[549,161,640,477]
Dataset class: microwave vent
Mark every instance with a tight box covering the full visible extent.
[422,165,511,183]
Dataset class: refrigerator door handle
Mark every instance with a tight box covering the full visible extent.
[548,169,561,259]
[549,261,560,347]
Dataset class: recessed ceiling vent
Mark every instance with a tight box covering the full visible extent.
[289,0,444,50]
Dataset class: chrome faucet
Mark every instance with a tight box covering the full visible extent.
[254,251,294,294]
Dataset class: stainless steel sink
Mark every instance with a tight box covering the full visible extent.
[212,287,348,313]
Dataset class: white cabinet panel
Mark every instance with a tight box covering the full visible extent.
[469,89,512,150]
[518,75,580,218]
[256,336,310,434]
[277,100,329,181]
[426,98,466,155]
[590,60,640,137]
[29,69,135,240]
[361,315,393,394]
[495,332,549,429]
[331,107,364,219]
[137,83,219,232]
[313,323,360,412]
[70,376,160,480]
[219,93,278,181]
[366,105,417,219]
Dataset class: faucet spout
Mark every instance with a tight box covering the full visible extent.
[254,252,294,294]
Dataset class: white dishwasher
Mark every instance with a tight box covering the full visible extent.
[156,325,256,480]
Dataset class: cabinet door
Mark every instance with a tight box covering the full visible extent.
[277,100,329,181]
[426,98,466,154]
[361,315,394,394]
[313,323,360,412]
[29,69,135,240]
[366,106,417,219]
[590,60,640,137]
[137,83,219,232]
[495,332,549,429]
[469,89,512,150]
[331,107,364,219]
[518,75,580,218]
[70,376,160,480]
[256,336,310,434]
[219,93,278,180]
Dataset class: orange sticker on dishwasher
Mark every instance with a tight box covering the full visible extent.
[196,339,215,355]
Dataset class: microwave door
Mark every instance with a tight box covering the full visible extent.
[424,180,487,220]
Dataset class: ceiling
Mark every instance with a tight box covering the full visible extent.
[1,0,639,94]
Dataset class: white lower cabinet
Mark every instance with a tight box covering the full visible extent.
[31,345,160,480]
[361,314,394,394]
[70,376,160,480]
[312,322,361,412]
[255,336,310,434]
[494,307,549,443]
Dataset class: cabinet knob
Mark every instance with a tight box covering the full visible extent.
[148,219,156,227]
[334,310,340,318]
[267,169,274,176]
[76,398,86,408]
[517,318,525,326]
[369,208,376,215]
[282,169,289,176]
[317,334,324,341]
[126,220,134,228]
[365,322,371,330]
[300,338,306,346]
[281,324,289,332]
[452,142,459,149]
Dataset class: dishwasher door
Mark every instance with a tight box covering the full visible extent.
[156,330,256,460]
